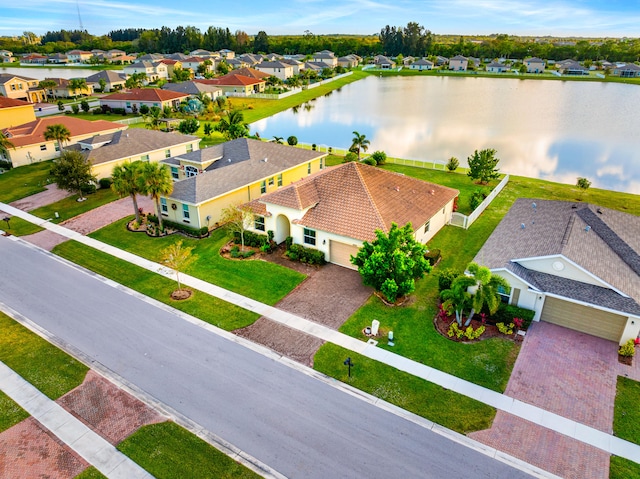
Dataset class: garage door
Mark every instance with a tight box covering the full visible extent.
[540,296,627,342]
[329,241,359,270]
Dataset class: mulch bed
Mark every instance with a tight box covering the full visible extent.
[434,312,517,343]
[219,241,263,260]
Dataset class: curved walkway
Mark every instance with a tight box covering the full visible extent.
[2,201,640,473]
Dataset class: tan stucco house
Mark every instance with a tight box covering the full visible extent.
[0,97,35,129]
[246,162,459,269]
[160,139,326,229]
[474,199,640,345]
[0,74,46,103]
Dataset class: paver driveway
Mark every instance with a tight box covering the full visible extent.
[471,321,632,479]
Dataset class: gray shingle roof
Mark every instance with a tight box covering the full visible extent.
[162,81,221,96]
[475,198,640,313]
[167,139,326,204]
[84,70,126,83]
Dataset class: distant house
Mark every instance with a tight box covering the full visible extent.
[0,97,35,129]
[0,50,13,63]
[181,57,209,75]
[123,61,168,82]
[409,59,433,71]
[486,61,508,73]
[558,60,589,76]
[473,199,640,346]
[435,56,449,66]
[0,74,46,103]
[85,70,127,92]
[47,53,68,64]
[337,54,360,69]
[218,49,235,59]
[43,78,93,98]
[311,51,337,67]
[246,162,459,269]
[449,55,468,71]
[21,53,48,65]
[162,81,222,100]
[612,63,640,78]
[1,116,126,167]
[255,61,294,80]
[160,138,327,228]
[100,88,189,112]
[81,128,200,179]
[280,58,303,75]
[237,53,262,66]
[66,50,92,63]
[376,57,396,70]
[525,57,546,73]
[194,72,266,96]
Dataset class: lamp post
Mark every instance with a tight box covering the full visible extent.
[343,357,353,378]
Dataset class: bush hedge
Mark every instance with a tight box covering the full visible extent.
[438,268,460,292]
[490,304,535,329]
[98,177,112,189]
[147,215,209,238]
[286,243,326,265]
[232,230,274,252]
[80,183,96,195]
[424,249,441,266]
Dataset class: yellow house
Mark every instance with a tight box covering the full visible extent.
[3,116,126,167]
[0,97,36,129]
[0,74,46,103]
[160,139,327,229]
[44,77,94,98]
[82,128,201,179]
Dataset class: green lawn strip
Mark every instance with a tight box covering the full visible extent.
[4,217,44,236]
[0,161,53,203]
[65,113,138,122]
[52,240,258,331]
[314,343,495,433]
[0,391,29,433]
[88,220,305,305]
[29,188,119,224]
[610,457,640,479]
[117,421,261,479]
[613,376,640,444]
[0,311,88,400]
[73,467,108,479]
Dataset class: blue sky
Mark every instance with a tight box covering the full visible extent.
[2,0,639,37]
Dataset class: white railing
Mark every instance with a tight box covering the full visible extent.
[386,157,448,170]
[450,174,510,229]
[114,116,143,125]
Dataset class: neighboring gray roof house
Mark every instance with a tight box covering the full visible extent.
[474,199,640,343]
[162,81,222,97]
[166,53,189,61]
[80,129,199,166]
[559,60,589,75]
[136,53,165,62]
[164,138,325,204]
[613,63,640,77]
[85,70,126,87]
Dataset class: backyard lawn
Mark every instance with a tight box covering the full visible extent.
[52,240,259,331]
[610,376,640,479]
[0,161,53,203]
[88,221,304,305]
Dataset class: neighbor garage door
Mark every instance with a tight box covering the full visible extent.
[329,240,359,270]
[540,296,627,342]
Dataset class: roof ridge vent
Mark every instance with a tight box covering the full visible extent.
[561,214,575,245]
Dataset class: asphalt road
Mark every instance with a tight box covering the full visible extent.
[0,237,533,479]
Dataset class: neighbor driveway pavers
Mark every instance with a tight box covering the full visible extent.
[470,322,627,479]
[9,184,71,212]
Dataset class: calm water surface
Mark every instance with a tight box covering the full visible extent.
[254,76,640,194]
[0,66,110,80]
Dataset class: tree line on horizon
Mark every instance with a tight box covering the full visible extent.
[3,23,640,62]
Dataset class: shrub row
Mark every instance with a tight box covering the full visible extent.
[492,304,535,330]
[147,214,209,238]
[232,230,274,252]
[286,243,326,265]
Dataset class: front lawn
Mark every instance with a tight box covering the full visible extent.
[53,240,259,331]
[117,421,261,479]
[314,344,496,433]
[0,391,28,433]
[89,220,305,305]
[74,467,107,479]
[610,376,640,479]
[29,188,119,224]
[3,217,44,236]
[0,312,88,401]
[0,161,53,203]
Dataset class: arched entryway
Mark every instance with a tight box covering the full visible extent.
[275,214,290,244]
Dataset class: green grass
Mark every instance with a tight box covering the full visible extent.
[0,311,88,400]
[0,161,53,203]
[3,217,44,236]
[29,188,120,224]
[0,391,29,433]
[117,421,261,479]
[611,377,640,479]
[88,220,305,305]
[52,240,259,331]
[74,467,107,479]
[66,113,135,122]
[314,344,496,433]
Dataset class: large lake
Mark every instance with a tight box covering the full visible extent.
[1,66,107,80]
[254,76,640,194]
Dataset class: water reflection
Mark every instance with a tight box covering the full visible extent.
[253,76,640,194]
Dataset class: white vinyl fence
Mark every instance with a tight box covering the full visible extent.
[450,174,510,229]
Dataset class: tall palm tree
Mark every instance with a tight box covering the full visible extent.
[351,131,370,161]
[465,262,511,326]
[43,124,71,153]
[215,110,248,140]
[138,162,173,230]
[111,161,145,223]
[68,78,88,99]
[0,131,15,162]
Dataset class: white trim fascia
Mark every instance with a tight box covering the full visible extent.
[491,267,541,292]
[514,254,629,298]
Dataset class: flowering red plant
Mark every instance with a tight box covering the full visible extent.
[513,317,524,329]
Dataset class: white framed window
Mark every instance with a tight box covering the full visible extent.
[303,228,316,246]
[40,144,46,151]
[141,154,149,162]
[497,285,510,304]
[254,216,265,231]
[186,144,193,152]
[185,165,198,177]
[170,167,179,179]
[260,180,266,194]
[307,162,311,174]
[160,197,168,214]
[424,220,430,233]
[165,149,171,158]
[277,174,282,187]
[182,204,190,221]
[268,177,274,186]
[320,157,324,170]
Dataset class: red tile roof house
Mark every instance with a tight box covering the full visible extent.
[246,161,459,269]
[2,116,126,167]
[99,88,189,113]
[473,198,640,345]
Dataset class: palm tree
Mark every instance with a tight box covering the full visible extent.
[0,131,15,161]
[272,136,284,144]
[351,131,370,161]
[440,275,475,327]
[43,124,71,153]
[138,162,173,230]
[68,78,87,99]
[215,110,248,140]
[143,106,163,130]
[111,161,145,223]
[465,262,511,326]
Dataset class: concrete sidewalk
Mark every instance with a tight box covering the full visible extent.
[2,201,640,467]
[0,361,153,479]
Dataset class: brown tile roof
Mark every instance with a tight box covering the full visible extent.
[0,97,32,109]
[3,116,126,148]
[257,162,459,242]
[231,67,271,79]
[100,88,189,102]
